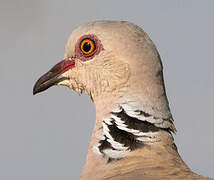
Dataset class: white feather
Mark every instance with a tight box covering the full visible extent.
[133,131,159,137]
[103,149,130,159]
[115,121,127,127]
[107,139,128,150]
[92,144,102,155]
[103,117,113,125]
[102,122,113,140]
[121,103,164,124]
[112,107,122,113]
[110,114,124,123]
[136,136,159,143]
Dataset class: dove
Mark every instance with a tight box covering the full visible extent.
[33,21,212,180]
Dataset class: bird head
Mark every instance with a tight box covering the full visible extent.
[33,21,172,120]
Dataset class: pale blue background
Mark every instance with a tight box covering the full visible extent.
[0,0,213,179]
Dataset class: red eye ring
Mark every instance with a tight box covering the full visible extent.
[75,34,104,61]
[80,39,96,55]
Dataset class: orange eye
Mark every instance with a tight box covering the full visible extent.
[80,39,96,55]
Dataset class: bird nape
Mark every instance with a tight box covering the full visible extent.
[33,21,213,180]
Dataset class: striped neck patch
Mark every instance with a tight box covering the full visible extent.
[93,106,172,160]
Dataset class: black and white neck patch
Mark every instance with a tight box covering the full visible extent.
[93,105,173,160]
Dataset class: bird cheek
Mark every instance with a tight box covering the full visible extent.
[57,70,83,94]
[57,78,70,87]
[57,70,75,85]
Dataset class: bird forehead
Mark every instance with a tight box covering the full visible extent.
[75,21,143,42]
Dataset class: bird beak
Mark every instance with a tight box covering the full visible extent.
[33,59,75,95]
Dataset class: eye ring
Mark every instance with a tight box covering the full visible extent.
[80,39,96,56]
[75,34,104,61]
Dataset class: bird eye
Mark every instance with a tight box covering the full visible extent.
[80,39,96,56]
[75,34,103,61]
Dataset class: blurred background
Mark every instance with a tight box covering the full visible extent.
[0,0,213,179]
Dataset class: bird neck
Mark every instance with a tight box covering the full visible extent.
[92,92,175,159]
[80,94,190,179]
[81,120,194,179]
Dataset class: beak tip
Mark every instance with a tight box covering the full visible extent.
[33,59,74,96]
[33,80,43,95]
[33,86,38,95]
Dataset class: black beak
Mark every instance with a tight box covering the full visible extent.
[33,60,75,95]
